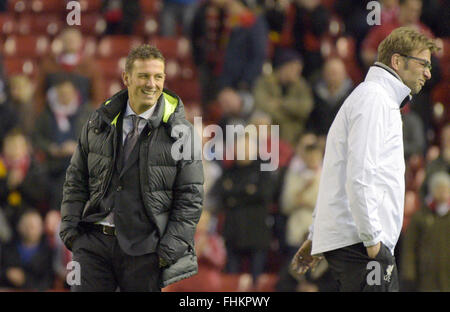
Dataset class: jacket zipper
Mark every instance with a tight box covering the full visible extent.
[95,125,118,208]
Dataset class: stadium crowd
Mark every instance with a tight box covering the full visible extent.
[0,0,448,292]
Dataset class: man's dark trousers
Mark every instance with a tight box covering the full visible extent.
[71,230,160,291]
[323,242,399,292]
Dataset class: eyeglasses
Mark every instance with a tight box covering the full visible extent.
[398,53,432,71]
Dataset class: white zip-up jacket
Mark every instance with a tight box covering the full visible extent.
[308,63,411,256]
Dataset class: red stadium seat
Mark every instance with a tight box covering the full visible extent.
[30,0,65,13]
[149,36,191,60]
[139,0,161,14]
[50,35,98,57]
[97,35,143,58]
[0,13,17,36]
[134,15,159,38]
[77,13,106,36]
[167,78,201,103]
[104,79,125,98]
[3,57,37,77]
[97,57,126,80]
[3,35,50,58]
[17,14,63,36]
[8,0,30,14]
[79,0,103,13]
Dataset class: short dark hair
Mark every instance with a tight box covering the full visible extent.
[125,44,165,73]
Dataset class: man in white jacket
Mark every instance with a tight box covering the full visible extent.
[290,27,438,291]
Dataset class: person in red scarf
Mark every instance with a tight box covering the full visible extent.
[219,0,268,92]
[35,27,104,112]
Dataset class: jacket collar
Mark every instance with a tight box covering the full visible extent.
[97,88,185,130]
[367,62,412,108]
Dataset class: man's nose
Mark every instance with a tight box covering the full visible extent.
[424,67,432,80]
[146,77,156,87]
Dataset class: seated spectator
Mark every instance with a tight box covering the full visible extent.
[420,124,450,203]
[206,133,277,289]
[36,27,104,110]
[401,171,449,291]
[33,77,92,212]
[102,0,141,35]
[253,48,313,147]
[0,210,55,291]
[0,130,50,233]
[219,0,268,92]
[8,75,36,136]
[160,0,200,37]
[306,57,353,136]
[361,0,434,68]
[402,105,426,160]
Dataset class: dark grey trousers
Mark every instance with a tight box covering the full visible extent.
[71,230,161,292]
[323,242,399,292]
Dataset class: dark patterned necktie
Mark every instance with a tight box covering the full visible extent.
[123,115,141,163]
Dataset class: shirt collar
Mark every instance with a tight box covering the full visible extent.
[124,100,157,120]
[367,62,412,108]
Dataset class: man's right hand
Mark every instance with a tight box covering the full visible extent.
[289,239,323,279]
[366,242,381,259]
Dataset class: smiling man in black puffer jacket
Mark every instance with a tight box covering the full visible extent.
[59,44,204,291]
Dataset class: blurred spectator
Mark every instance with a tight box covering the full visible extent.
[0,130,49,233]
[420,0,449,37]
[264,0,291,44]
[217,87,254,132]
[402,105,426,160]
[380,0,400,24]
[289,0,330,79]
[401,171,449,291]
[306,57,353,136]
[165,212,227,291]
[253,48,313,147]
[420,124,450,203]
[191,0,228,108]
[160,0,200,37]
[333,0,373,68]
[219,0,268,91]
[249,110,294,171]
[33,78,92,212]
[36,27,104,111]
[361,0,434,68]
[102,0,141,35]
[0,210,55,291]
[280,141,322,255]
[206,134,277,288]
[8,75,36,136]
[0,60,17,148]
[276,134,335,292]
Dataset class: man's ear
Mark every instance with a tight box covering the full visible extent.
[391,53,401,71]
[122,71,130,87]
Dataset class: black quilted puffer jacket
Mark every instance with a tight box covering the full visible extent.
[59,88,204,287]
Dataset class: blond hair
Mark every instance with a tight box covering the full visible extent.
[377,26,438,67]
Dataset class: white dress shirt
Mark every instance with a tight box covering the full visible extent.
[308,63,411,256]
[97,100,157,227]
